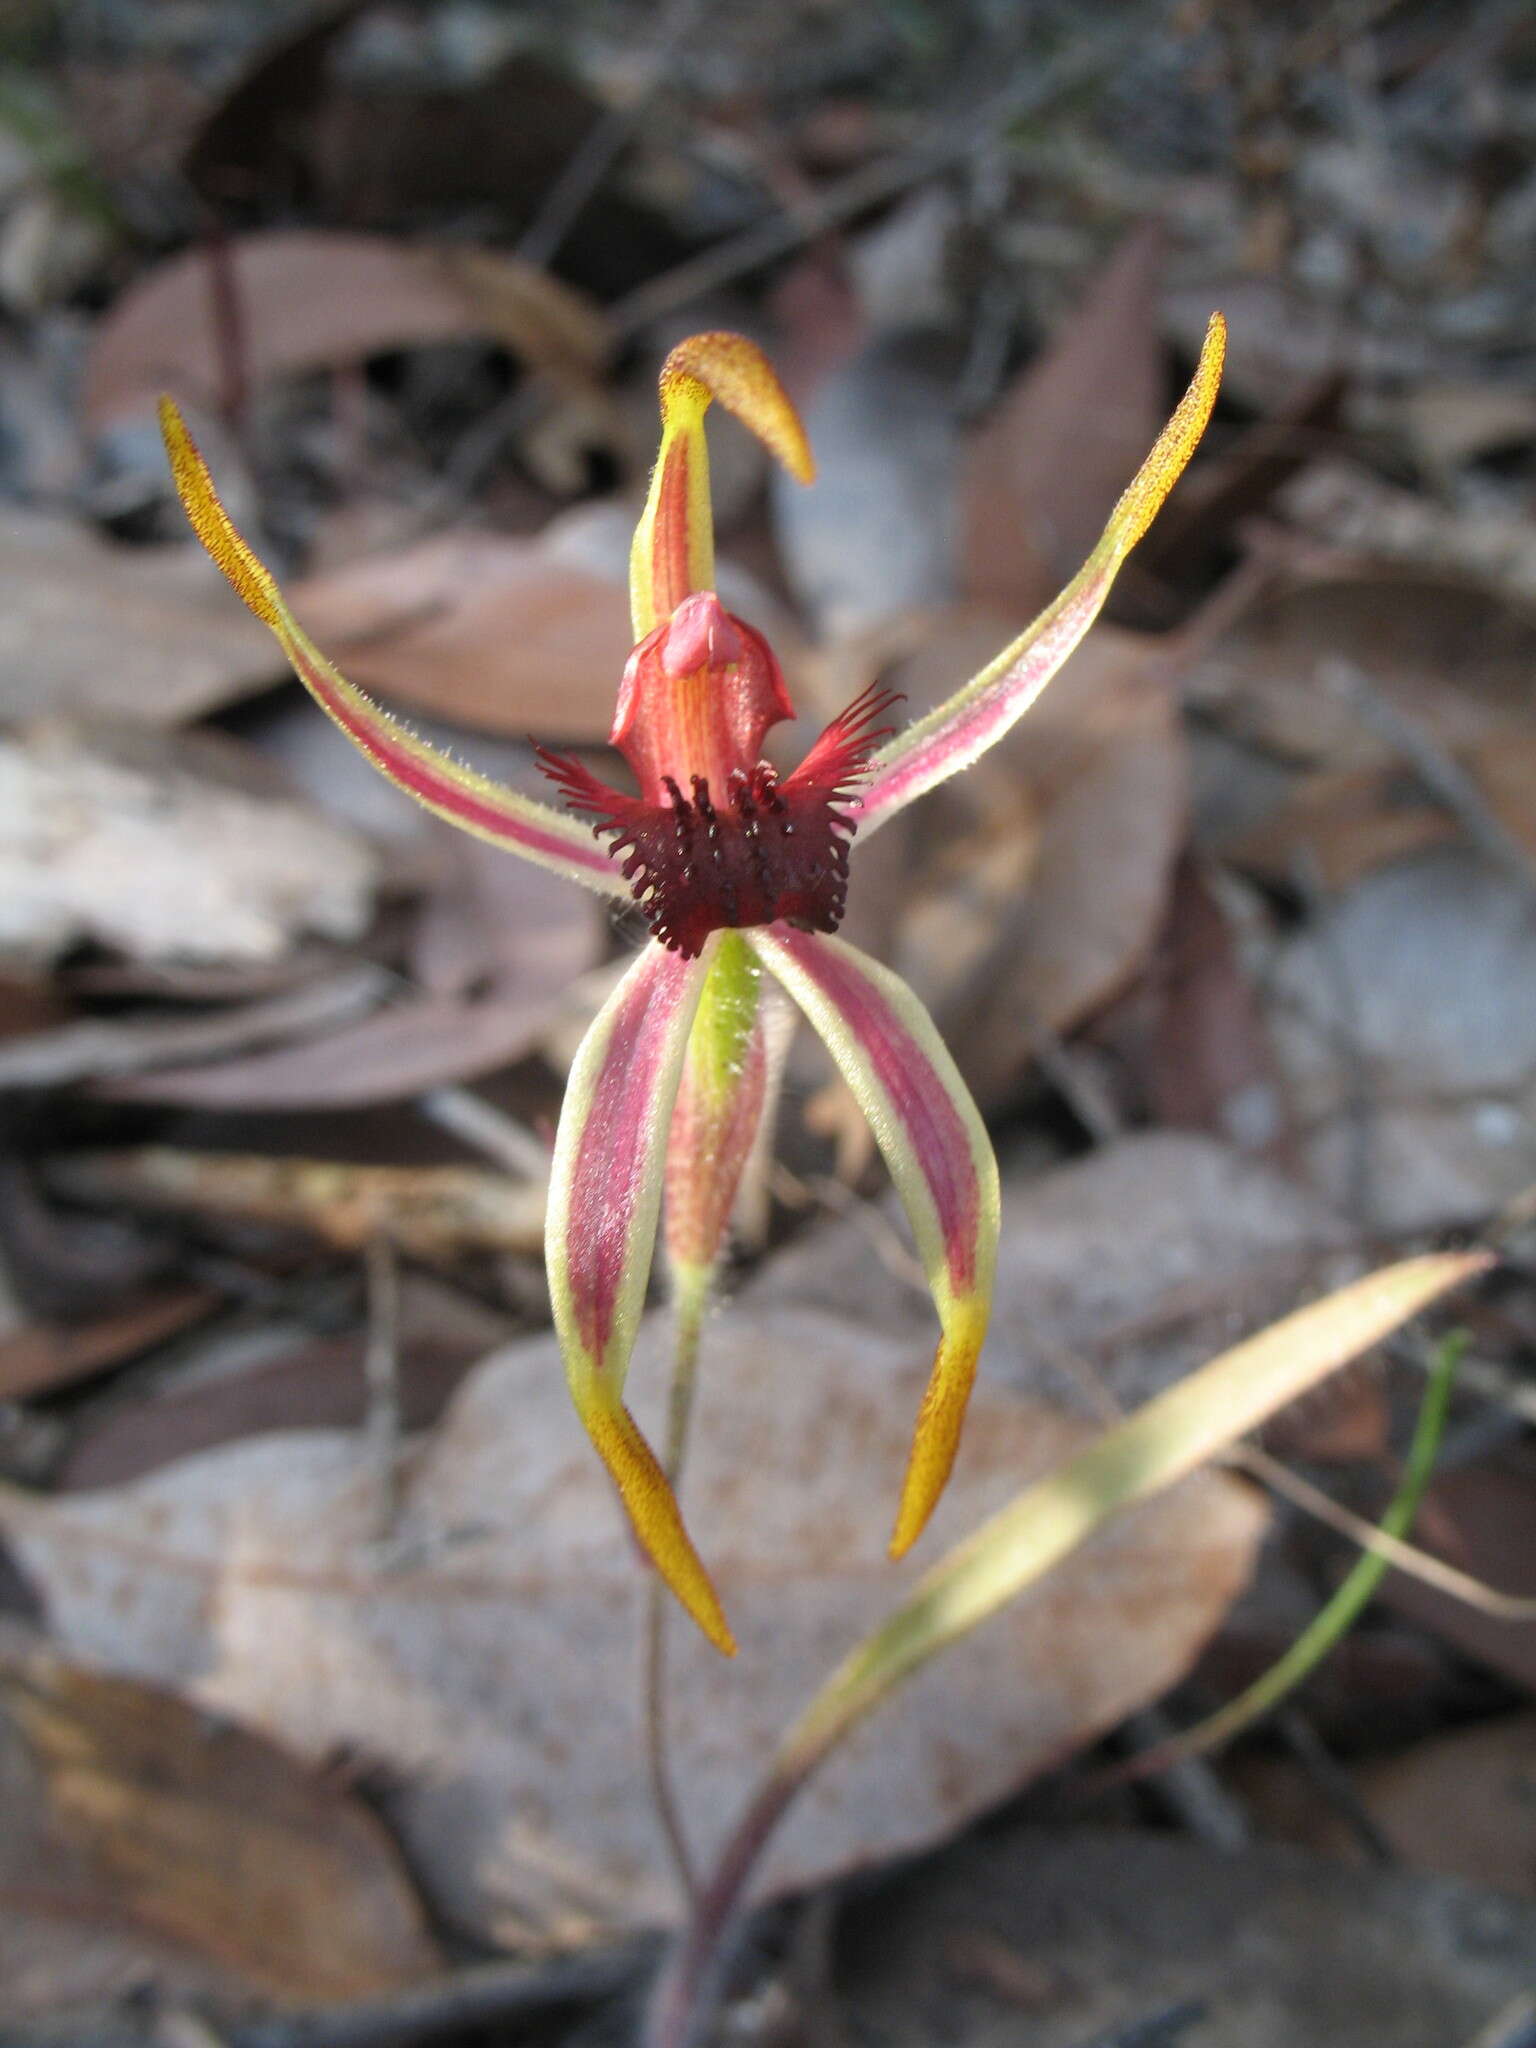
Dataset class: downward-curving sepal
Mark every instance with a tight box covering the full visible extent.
[158,398,625,897]
[545,941,736,1654]
[749,927,1000,1556]
[857,311,1226,837]
[629,332,815,641]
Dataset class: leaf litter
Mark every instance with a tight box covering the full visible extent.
[5,3,1536,2032]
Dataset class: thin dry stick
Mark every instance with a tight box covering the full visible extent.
[1323,655,1536,899]
[517,0,707,271]
[606,30,1121,340]
[363,1232,403,1539]
[1092,1337,1462,1794]
[643,1283,709,1902]
[1232,1439,1536,1622]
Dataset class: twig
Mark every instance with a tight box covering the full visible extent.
[1231,1441,1536,1621]
[1093,1337,1462,1793]
[607,30,1122,340]
[1274,1708,1395,1865]
[363,1233,402,1541]
[1069,2004,1207,2048]
[643,1284,708,1904]
[1109,1709,1250,1848]
[1323,656,1536,900]
[201,216,249,437]
[415,1085,550,1180]
[517,0,707,271]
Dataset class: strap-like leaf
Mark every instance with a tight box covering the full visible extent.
[750,927,1000,1556]
[545,942,734,1653]
[629,333,814,641]
[858,312,1226,836]
[159,399,625,897]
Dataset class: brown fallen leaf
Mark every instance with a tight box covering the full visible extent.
[0,1287,222,1403]
[0,721,378,968]
[763,1131,1349,1416]
[48,1149,544,1261]
[960,222,1167,617]
[98,826,605,1109]
[0,1304,1267,1946]
[1187,570,1536,770]
[83,229,607,427]
[1240,1714,1536,1901]
[884,611,1187,1107]
[289,529,634,741]
[1227,760,1459,890]
[0,964,389,1091]
[94,988,574,1109]
[0,509,279,723]
[60,1272,510,1490]
[0,1645,442,2002]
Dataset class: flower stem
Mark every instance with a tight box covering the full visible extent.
[643,1274,710,1903]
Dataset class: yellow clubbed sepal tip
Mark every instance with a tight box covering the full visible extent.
[887,1305,988,1560]
[582,1395,737,1656]
[158,396,285,629]
[1099,310,1226,561]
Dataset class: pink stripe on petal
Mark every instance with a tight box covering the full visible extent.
[546,942,735,1652]
[757,928,984,1291]
[751,927,1000,1552]
[553,944,705,1369]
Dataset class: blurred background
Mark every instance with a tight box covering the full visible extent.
[1,2,1536,2043]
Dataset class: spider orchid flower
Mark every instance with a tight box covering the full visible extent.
[160,315,1224,1656]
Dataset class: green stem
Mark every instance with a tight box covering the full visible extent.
[643,1275,709,1903]
[1104,1330,1466,1790]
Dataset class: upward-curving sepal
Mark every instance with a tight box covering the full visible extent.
[628,332,815,641]
[158,399,626,897]
[749,927,1000,1557]
[857,312,1226,837]
[545,940,736,1654]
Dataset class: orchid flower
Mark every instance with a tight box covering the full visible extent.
[160,314,1225,1656]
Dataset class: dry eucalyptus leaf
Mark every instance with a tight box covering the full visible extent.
[0,1305,1266,1947]
[83,229,606,426]
[961,222,1166,616]
[100,827,604,1109]
[0,509,279,723]
[0,1645,442,2004]
[0,724,378,967]
[1185,572,1536,771]
[290,528,634,742]
[764,1133,1348,1417]
[885,611,1186,1106]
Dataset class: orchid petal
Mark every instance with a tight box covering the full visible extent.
[749,927,1000,1556]
[546,940,734,1653]
[159,398,625,897]
[858,312,1226,837]
[629,332,814,641]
